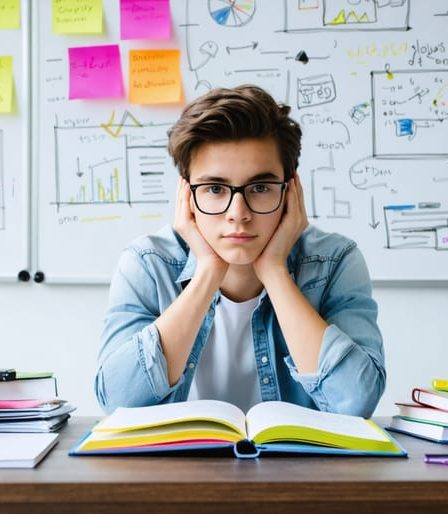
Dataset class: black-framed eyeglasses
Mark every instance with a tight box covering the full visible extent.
[189,181,287,215]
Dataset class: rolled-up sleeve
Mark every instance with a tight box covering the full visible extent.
[95,248,180,413]
[285,245,385,417]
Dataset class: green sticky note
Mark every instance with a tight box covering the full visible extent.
[0,56,13,113]
[52,0,103,34]
[0,0,20,30]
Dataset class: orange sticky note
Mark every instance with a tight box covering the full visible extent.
[0,0,20,29]
[129,49,181,105]
[0,56,13,113]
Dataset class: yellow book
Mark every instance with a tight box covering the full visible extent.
[70,400,406,459]
[432,379,448,392]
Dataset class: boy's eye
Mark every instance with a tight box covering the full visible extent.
[250,183,269,193]
[208,185,225,194]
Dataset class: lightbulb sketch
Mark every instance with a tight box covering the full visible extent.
[209,0,256,27]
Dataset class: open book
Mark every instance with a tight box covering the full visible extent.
[70,400,406,459]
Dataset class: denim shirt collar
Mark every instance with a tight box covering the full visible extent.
[176,249,197,285]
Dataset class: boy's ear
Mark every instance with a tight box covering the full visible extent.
[189,194,195,214]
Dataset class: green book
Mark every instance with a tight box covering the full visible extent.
[15,372,54,380]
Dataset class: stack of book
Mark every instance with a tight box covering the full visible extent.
[388,383,448,443]
[0,370,75,433]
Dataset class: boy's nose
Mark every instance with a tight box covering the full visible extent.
[225,191,252,222]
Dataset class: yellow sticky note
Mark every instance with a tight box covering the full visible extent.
[0,0,20,29]
[0,56,13,113]
[52,0,103,34]
[129,49,182,105]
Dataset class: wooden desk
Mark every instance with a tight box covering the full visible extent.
[1,416,448,514]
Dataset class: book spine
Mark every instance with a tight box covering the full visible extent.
[233,440,260,459]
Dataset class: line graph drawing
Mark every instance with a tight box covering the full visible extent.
[281,0,410,33]
[323,0,378,26]
[100,110,142,138]
[0,130,4,231]
[52,118,174,211]
[209,0,256,27]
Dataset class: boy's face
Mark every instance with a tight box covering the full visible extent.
[188,137,286,267]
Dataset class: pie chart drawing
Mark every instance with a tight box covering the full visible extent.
[209,0,256,27]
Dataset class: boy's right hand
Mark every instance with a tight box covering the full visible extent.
[173,178,229,279]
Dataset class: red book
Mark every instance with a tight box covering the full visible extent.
[412,388,448,412]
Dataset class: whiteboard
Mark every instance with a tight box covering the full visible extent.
[33,0,448,283]
[0,0,30,281]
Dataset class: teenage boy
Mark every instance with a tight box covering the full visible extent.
[95,85,385,417]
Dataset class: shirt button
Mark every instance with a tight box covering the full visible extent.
[261,356,268,364]
[188,362,195,369]
[262,377,270,385]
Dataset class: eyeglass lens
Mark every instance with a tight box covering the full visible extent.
[193,183,285,214]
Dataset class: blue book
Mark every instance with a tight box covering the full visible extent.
[69,400,407,459]
[388,416,448,444]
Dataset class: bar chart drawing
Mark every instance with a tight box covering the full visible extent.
[53,120,173,210]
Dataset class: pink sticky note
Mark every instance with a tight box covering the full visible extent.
[120,0,171,40]
[68,45,124,100]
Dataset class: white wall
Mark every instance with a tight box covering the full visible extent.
[1,282,447,416]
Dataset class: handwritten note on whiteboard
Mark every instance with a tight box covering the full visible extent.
[68,45,124,100]
[0,56,13,113]
[120,0,171,40]
[0,0,20,29]
[52,0,103,34]
[129,49,181,104]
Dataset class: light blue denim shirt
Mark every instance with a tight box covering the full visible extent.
[95,224,385,417]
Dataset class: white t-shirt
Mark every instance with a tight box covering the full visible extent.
[187,291,264,413]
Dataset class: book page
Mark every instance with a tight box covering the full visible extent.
[95,399,246,437]
[246,401,389,442]
[82,421,241,450]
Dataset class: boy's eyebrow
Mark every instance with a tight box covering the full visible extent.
[194,172,281,183]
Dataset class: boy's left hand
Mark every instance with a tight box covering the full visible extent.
[253,173,308,282]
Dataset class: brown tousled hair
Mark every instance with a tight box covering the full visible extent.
[167,85,302,181]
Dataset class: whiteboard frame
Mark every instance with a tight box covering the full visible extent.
[27,0,448,285]
[30,1,40,284]
[0,0,31,282]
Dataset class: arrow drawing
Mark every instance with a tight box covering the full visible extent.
[369,195,380,229]
[226,41,258,54]
[76,156,83,178]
